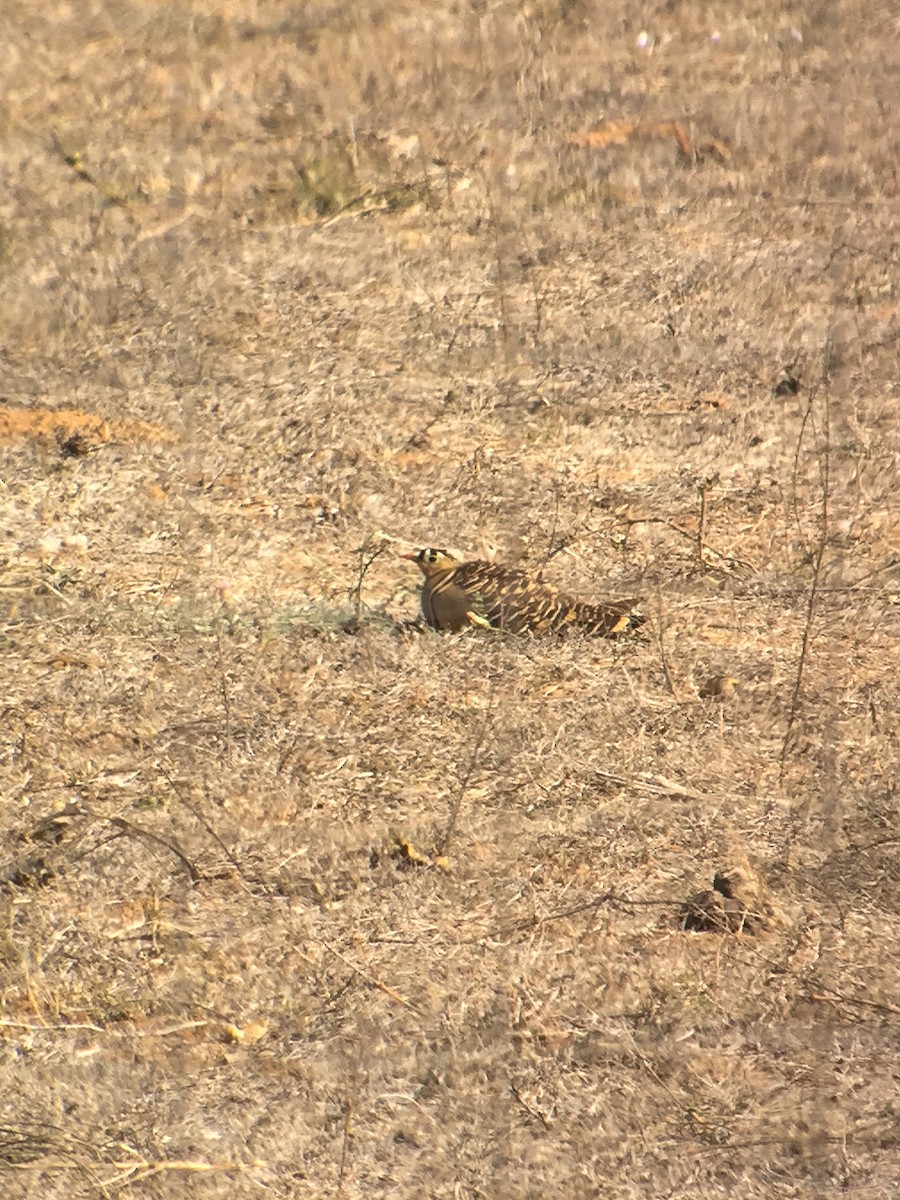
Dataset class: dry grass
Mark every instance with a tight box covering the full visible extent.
[1,1,898,1197]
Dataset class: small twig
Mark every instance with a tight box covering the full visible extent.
[318,182,422,227]
[336,1097,354,1194]
[624,513,754,572]
[789,370,820,546]
[445,290,484,356]
[779,541,825,773]
[625,514,693,542]
[780,340,832,775]
[808,988,900,1017]
[131,1020,210,1038]
[544,481,562,568]
[316,938,418,1011]
[101,1158,244,1188]
[439,694,492,857]
[619,1023,684,1103]
[35,574,73,605]
[592,768,712,801]
[216,631,232,755]
[482,171,512,363]
[539,485,590,570]
[348,534,388,624]
[653,606,679,700]
[106,817,200,884]
[0,1019,104,1033]
[510,1084,551,1129]
[162,768,247,883]
[696,474,718,561]
[488,891,681,940]
[51,131,133,211]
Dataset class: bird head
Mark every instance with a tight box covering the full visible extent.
[401,547,461,577]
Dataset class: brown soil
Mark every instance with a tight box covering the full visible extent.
[1,2,897,1198]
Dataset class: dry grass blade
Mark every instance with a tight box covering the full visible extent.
[780,340,833,775]
[50,130,133,211]
[315,938,420,1013]
[105,818,201,884]
[438,692,493,858]
[348,533,390,626]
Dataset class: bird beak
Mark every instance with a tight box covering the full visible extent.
[400,551,419,561]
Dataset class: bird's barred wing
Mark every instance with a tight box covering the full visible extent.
[572,600,645,637]
[461,563,646,636]
[453,564,574,634]
[423,558,645,637]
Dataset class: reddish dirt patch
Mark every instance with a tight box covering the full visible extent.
[0,407,175,447]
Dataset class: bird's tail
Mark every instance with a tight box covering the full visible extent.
[570,600,645,637]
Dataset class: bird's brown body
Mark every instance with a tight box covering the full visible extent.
[403,548,644,637]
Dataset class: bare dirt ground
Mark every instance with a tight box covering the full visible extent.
[1,2,898,1197]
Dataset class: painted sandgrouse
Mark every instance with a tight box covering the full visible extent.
[403,548,644,637]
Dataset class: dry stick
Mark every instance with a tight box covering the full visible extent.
[439,693,493,858]
[808,987,900,1017]
[0,1019,104,1033]
[319,182,422,227]
[697,483,707,561]
[780,342,833,777]
[215,631,233,758]
[162,767,249,884]
[348,536,387,624]
[51,131,133,211]
[696,474,718,562]
[3,1134,117,1199]
[336,1096,354,1195]
[316,938,418,1012]
[510,1083,551,1130]
[101,1158,245,1187]
[482,172,513,365]
[619,1024,686,1107]
[541,482,590,569]
[592,767,719,801]
[106,817,200,883]
[624,514,754,572]
[654,603,679,700]
[779,540,825,773]
[487,892,681,940]
[676,923,894,1025]
[789,392,817,545]
[544,481,562,569]
[445,290,483,356]
[34,573,72,605]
